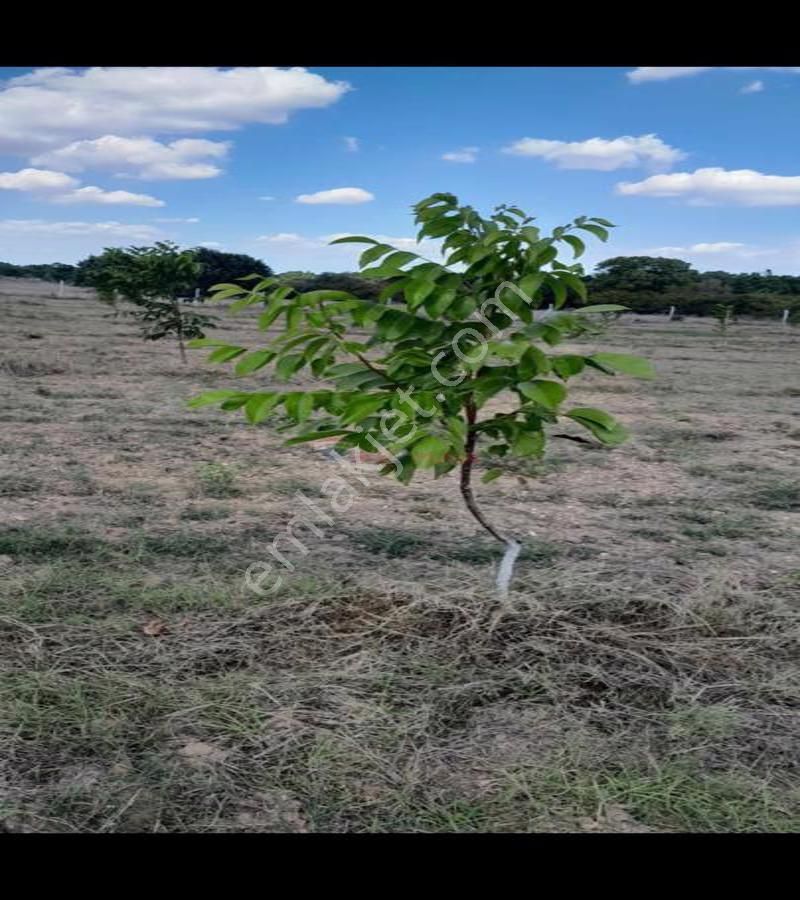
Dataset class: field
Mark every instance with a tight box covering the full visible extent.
[1,281,799,833]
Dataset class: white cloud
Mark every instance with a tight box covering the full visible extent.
[0,218,163,264]
[626,67,714,83]
[155,217,200,223]
[0,219,160,239]
[32,135,230,180]
[502,134,685,170]
[254,232,443,271]
[343,136,359,152]
[0,67,352,155]
[51,185,165,207]
[0,165,164,206]
[741,80,764,94]
[0,167,79,192]
[295,187,374,205]
[259,195,275,201]
[628,66,800,84]
[442,146,479,163]
[617,167,800,206]
[257,232,308,243]
[199,241,223,248]
[646,242,747,255]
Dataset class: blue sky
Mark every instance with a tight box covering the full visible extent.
[1,66,799,273]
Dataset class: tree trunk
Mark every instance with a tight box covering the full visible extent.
[172,297,187,364]
[460,399,521,595]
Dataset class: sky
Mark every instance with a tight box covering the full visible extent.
[1,65,799,274]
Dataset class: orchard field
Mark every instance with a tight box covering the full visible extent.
[1,282,798,833]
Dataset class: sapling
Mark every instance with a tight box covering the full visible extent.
[86,241,217,362]
[712,302,734,338]
[189,193,654,593]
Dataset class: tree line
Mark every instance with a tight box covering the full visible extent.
[585,256,800,318]
[3,247,798,318]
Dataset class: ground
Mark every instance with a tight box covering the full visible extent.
[1,280,798,833]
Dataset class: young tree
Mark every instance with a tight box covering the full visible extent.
[712,302,734,337]
[82,242,217,362]
[189,193,654,591]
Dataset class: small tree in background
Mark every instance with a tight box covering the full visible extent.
[81,242,217,362]
[190,193,654,591]
[712,302,734,338]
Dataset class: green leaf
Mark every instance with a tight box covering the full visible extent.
[284,392,314,423]
[518,273,544,301]
[518,379,566,410]
[565,407,617,430]
[518,346,551,379]
[381,251,418,270]
[286,306,303,332]
[245,393,282,424]
[567,409,629,446]
[405,279,436,310]
[446,416,467,445]
[359,243,394,267]
[589,352,655,379]
[341,394,390,425]
[472,374,512,408]
[551,355,585,380]
[561,234,585,258]
[285,428,352,446]
[326,362,370,379]
[549,277,567,309]
[234,349,274,376]
[589,217,615,228]
[557,272,588,302]
[577,223,609,242]
[207,345,247,364]
[329,235,379,245]
[512,429,545,457]
[481,468,504,483]
[411,435,452,468]
[187,338,234,349]
[275,353,305,381]
[187,390,240,409]
[258,301,287,330]
[424,288,457,318]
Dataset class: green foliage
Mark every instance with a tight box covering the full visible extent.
[191,247,273,294]
[78,242,217,359]
[712,302,735,335]
[0,261,76,283]
[191,194,652,522]
[587,257,800,318]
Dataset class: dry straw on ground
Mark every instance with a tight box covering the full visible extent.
[0,286,798,832]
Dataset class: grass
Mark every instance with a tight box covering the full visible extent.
[0,473,43,496]
[747,480,800,511]
[193,462,240,498]
[1,294,798,833]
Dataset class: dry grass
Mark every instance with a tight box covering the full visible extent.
[0,291,798,833]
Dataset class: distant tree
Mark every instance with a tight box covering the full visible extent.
[76,247,272,298]
[278,271,385,301]
[0,261,76,283]
[192,248,273,294]
[80,242,217,362]
[592,256,697,293]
